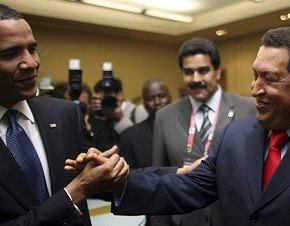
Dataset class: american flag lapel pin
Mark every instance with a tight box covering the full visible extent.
[49,123,57,128]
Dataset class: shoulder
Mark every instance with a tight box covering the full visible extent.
[121,120,150,137]
[227,115,257,131]
[222,92,255,105]
[157,97,189,116]
[28,96,79,113]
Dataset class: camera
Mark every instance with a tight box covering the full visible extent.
[68,59,87,116]
[100,62,118,113]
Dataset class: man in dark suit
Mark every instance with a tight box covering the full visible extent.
[152,37,256,226]
[0,4,128,225]
[118,79,171,169]
[110,27,290,226]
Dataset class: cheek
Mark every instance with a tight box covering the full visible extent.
[183,75,191,83]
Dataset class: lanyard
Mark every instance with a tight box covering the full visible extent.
[186,102,221,156]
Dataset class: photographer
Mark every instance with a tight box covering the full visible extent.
[89,77,136,150]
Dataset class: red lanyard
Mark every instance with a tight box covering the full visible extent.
[187,102,221,156]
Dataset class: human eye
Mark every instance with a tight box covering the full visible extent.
[0,46,20,60]
[183,68,194,76]
[197,66,210,75]
[28,43,37,54]
[252,72,258,81]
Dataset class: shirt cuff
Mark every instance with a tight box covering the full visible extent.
[64,188,82,216]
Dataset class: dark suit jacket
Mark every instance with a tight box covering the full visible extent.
[119,118,153,168]
[152,92,256,226]
[114,116,290,226]
[0,96,93,226]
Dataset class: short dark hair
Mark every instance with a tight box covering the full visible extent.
[178,37,221,70]
[0,4,23,20]
[261,27,290,72]
[94,78,122,93]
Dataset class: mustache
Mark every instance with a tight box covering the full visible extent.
[188,82,207,89]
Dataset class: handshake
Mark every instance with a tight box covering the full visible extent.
[63,146,207,205]
[64,146,129,205]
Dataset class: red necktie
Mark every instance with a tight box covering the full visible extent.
[262,130,289,189]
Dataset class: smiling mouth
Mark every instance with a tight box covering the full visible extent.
[256,99,271,110]
[15,75,37,88]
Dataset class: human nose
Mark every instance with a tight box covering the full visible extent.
[251,77,265,97]
[190,71,203,82]
[19,51,40,70]
[153,97,161,105]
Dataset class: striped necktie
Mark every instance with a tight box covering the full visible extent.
[199,104,211,147]
[5,109,49,203]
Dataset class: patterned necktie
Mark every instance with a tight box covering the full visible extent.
[262,130,289,189]
[5,109,49,202]
[199,104,211,147]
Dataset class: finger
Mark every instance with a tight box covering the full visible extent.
[111,157,128,182]
[100,145,118,158]
[64,165,80,173]
[114,160,130,182]
[65,159,77,168]
[75,153,88,164]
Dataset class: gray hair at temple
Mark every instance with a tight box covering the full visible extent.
[261,27,290,72]
[0,3,23,20]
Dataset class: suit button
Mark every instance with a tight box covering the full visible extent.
[249,213,257,223]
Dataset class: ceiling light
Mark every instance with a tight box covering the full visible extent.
[216,29,227,36]
[280,13,290,21]
[81,0,143,13]
[249,0,265,3]
[145,9,193,23]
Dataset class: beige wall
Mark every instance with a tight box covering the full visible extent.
[32,25,181,102]
[32,23,266,102]
[217,32,263,97]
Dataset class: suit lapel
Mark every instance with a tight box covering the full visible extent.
[212,93,235,143]
[246,123,266,204]
[177,97,204,153]
[178,97,191,133]
[28,98,66,193]
[254,139,290,211]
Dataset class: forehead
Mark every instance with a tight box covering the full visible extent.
[253,46,289,72]
[0,19,35,48]
[144,83,167,95]
[183,54,212,66]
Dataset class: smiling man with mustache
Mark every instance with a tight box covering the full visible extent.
[150,37,256,226]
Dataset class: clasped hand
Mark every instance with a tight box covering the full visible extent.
[64,146,129,204]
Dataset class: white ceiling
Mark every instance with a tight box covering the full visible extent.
[2,0,290,43]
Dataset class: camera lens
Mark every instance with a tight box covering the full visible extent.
[101,95,118,113]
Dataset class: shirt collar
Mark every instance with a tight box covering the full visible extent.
[189,85,222,114]
[0,100,35,123]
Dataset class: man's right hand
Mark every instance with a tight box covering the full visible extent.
[176,155,208,175]
[65,146,129,204]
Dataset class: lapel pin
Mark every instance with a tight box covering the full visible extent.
[49,123,57,128]
[228,110,234,118]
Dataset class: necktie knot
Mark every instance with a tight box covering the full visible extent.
[5,109,18,125]
[270,130,289,150]
[199,104,210,114]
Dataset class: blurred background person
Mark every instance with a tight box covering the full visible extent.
[119,79,171,169]
[119,78,171,226]
[89,77,135,151]
[178,82,190,99]
[151,37,256,226]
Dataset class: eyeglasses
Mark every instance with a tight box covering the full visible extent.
[182,66,211,76]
